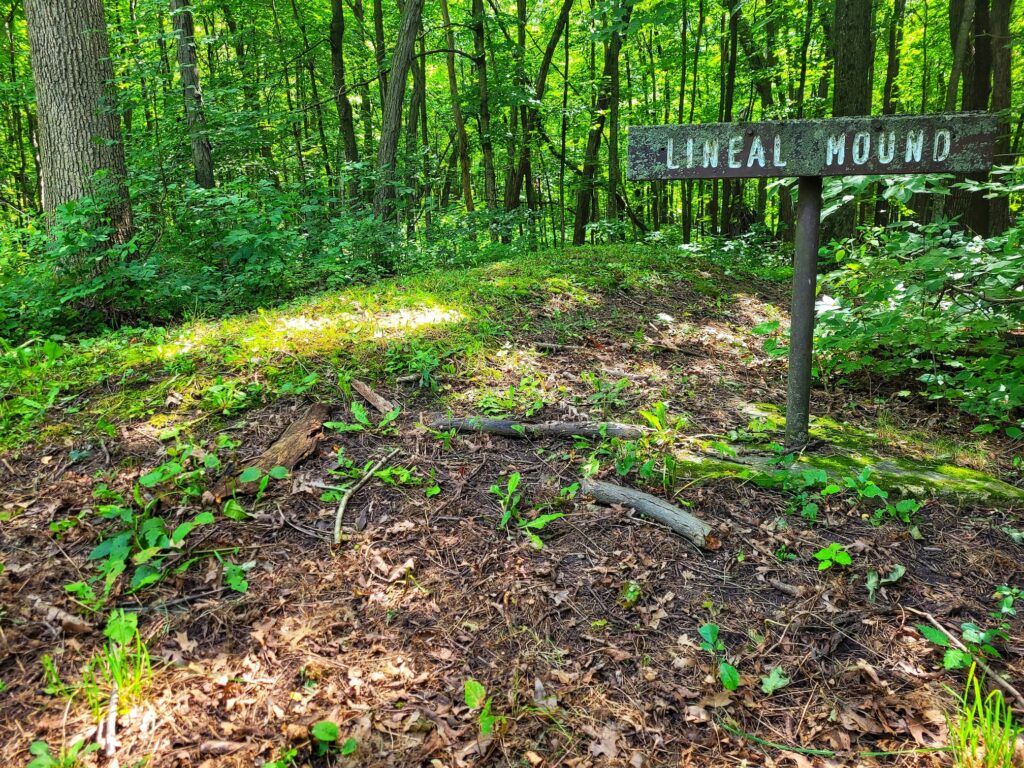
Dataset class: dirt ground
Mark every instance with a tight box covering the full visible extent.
[2,276,1023,767]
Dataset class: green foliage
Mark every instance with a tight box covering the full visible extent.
[760,667,791,696]
[946,665,1022,768]
[25,738,98,768]
[817,210,1024,428]
[917,621,1010,671]
[813,543,852,570]
[310,720,356,757]
[463,679,504,736]
[698,623,740,692]
[488,472,564,549]
[865,564,906,602]
[41,610,152,721]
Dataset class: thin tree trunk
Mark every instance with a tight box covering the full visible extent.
[988,0,1011,233]
[170,0,214,188]
[330,0,360,199]
[945,0,976,111]
[373,0,388,103]
[439,0,474,211]
[472,0,497,213]
[572,0,634,245]
[290,0,333,182]
[373,0,425,221]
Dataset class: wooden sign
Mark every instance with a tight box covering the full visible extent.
[625,112,997,448]
[627,113,998,181]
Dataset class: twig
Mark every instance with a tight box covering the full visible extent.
[429,416,650,441]
[352,378,397,414]
[334,449,399,544]
[905,607,1024,711]
[100,680,118,757]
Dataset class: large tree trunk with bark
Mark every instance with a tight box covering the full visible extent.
[170,0,214,189]
[24,0,133,247]
[823,0,872,243]
[372,0,424,222]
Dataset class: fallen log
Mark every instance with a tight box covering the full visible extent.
[428,416,650,441]
[581,478,719,549]
[210,403,330,500]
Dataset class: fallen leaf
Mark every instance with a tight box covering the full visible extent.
[588,723,620,758]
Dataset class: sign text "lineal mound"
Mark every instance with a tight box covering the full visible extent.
[627,113,997,180]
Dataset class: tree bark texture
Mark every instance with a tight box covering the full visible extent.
[171,0,214,189]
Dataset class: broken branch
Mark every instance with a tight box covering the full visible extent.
[352,379,397,415]
[334,449,400,544]
[580,478,719,549]
[429,416,650,441]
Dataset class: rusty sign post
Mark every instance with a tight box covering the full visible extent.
[627,113,997,447]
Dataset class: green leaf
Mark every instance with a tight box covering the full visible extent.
[698,623,719,645]
[350,401,371,426]
[719,661,740,691]
[104,609,138,645]
[464,679,487,709]
[222,498,249,521]
[943,648,972,670]
[238,466,262,483]
[139,461,183,487]
[311,720,340,743]
[479,698,499,735]
[507,472,521,494]
[340,737,358,756]
[520,512,564,530]
[833,550,852,566]
[425,484,441,498]
[916,624,951,648]
[268,465,289,480]
[760,666,791,695]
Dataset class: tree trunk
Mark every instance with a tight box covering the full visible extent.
[373,0,388,103]
[24,0,133,247]
[572,0,634,245]
[439,0,474,212]
[876,0,906,225]
[945,0,976,111]
[505,0,574,214]
[824,0,872,242]
[373,0,424,222]
[472,0,497,213]
[330,0,360,200]
[170,0,214,189]
[988,0,1011,233]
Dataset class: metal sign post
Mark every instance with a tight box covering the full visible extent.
[627,113,997,447]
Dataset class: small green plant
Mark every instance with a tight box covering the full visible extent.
[917,621,1009,670]
[946,665,1022,768]
[491,472,523,529]
[760,666,791,695]
[25,738,98,768]
[874,497,922,526]
[464,679,504,736]
[993,585,1021,617]
[813,542,852,570]
[698,623,740,691]
[864,564,906,601]
[326,402,401,435]
[263,747,298,768]
[202,377,249,414]
[489,472,563,548]
[238,464,289,502]
[580,371,631,415]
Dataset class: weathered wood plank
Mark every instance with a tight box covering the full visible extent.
[627,113,997,180]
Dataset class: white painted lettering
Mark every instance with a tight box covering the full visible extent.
[905,130,924,162]
[877,131,896,164]
[702,139,719,168]
[852,131,871,164]
[748,136,766,168]
[666,138,679,169]
[686,138,694,167]
[826,133,846,165]
[772,135,787,167]
[728,136,743,168]
[933,129,951,162]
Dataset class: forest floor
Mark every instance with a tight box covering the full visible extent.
[1,244,1023,768]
